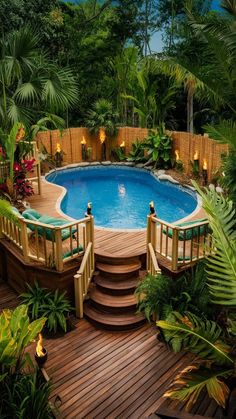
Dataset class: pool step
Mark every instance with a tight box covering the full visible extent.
[96,261,141,279]
[83,304,145,331]
[95,274,139,295]
[84,259,146,330]
[88,287,137,313]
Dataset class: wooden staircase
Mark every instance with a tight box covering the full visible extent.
[83,258,146,331]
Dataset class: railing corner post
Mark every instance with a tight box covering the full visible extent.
[172,228,179,271]
[74,273,83,318]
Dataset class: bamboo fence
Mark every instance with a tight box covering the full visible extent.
[36,127,228,181]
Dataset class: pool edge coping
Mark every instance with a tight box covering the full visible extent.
[42,163,203,232]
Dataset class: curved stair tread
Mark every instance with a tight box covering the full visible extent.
[89,288,137,308]
[96,261,141,275]
[95,275,139,291]
[83,304,145,329]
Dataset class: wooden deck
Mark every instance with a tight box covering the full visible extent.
[35,320,193,419]
[0,279,19,311]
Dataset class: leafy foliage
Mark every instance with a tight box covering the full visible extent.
[21,283,73,334]
[0,199,18,224]
[0,371,53,418]
[0,305,46,373]
[193,182,236,306]
[135,262,213,322]
[42,289,72,333]
[127,140,145,162]
[165,365,231,410]
[142,126,172,168]
[86,99,119,136]
[157,311,233,365]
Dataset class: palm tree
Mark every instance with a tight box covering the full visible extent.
[85,99,119,136]
[157,184,236,409]
[0,27,78,133]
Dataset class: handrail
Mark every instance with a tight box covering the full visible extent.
[147,243,161,275]
[147,215,210,271]
[74,241,94,318]
[0,213,94,272]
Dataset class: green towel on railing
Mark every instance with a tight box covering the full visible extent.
[163,218,209,241]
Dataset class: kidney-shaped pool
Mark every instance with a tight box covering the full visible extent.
[46,166,198,229]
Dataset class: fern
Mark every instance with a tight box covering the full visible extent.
[157,311,233,366]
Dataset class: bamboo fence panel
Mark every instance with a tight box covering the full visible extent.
[36,127,228,181]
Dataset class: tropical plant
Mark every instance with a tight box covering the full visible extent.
[0,371,53,419]
[20,282,51,320]
[111,147,126,162]
[86,99,119,136]
[142,126,172,168]
[21,283,73,334]
[0,26,77,132]
[127,140,145,163]
[135,262,212,322]
[42,289,73,333]
[0,305,46,374]
[157,184,236,409]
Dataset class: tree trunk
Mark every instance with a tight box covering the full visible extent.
[187,88,194,133]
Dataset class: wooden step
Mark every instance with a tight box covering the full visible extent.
[95,253,141,265]
[83,303,145,331]
[95,275,139,295]
[88,287,138,312]
[96,261,141,279]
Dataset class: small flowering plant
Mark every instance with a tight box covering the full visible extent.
[13,159,35,199]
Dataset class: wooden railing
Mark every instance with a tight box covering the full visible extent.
[74,241,95,318]
[0,213,94,272]
[147,243,161,275]
[147,215,210,271]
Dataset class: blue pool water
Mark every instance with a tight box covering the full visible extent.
[46,166,198,229]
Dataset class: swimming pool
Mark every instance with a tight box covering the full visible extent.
[46,166,198,229]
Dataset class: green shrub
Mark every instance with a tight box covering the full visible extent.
[0,371,53,419]
[42,289,73,334]
[21,283,73,334]
[135,262,213,322]
[142,126,172,169]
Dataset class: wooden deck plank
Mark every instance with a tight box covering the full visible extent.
[0,280,19,312]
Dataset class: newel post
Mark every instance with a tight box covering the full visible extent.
[54,227,63,271]
[171,228,179,271]
[74,273,83,318]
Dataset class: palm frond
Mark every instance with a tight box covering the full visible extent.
[0,199,18,224]
[193,182,236,305]
[203,120,236,151]
[165,365,232,409]
[157,311,233,365]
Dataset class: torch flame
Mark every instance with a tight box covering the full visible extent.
[81,136,86,145]
[175,150,180,161]
[149,201,154,208]
[99,128,106,144]
[36,333,44,357]
[56,143,61,153]
[194,151,198,160]
[88,202,91,209]
[120,141,125,147]
[203,159,207,170]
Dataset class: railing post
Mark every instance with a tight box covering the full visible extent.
[74,273,83,318]
[19,218,30,262]
[89,216,95,270]
[146,215,151,271]
[171,228,179,271]
[54,227,63,271]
